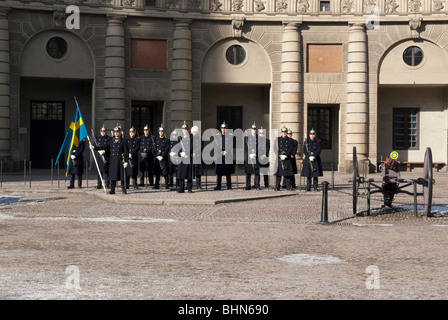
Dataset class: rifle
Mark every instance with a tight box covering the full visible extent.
[305,139,317,172]
[91,129,107,164]
[245,137,256,169]
[151,134,164,170]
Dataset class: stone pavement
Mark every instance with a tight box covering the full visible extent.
[1,169,448,300]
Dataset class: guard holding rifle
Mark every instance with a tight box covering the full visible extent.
[274,126,294,191]
[258,127,270,189]
[191,125,204,189]
[153,124,170,190]
[91,125,129,194]
[138,124,154,187]
[301,128,323,191]
[214,121,235,190]
[92,125,111,189]
[176,121,193,193]
[244,122,260,190]
[125,126,140,189]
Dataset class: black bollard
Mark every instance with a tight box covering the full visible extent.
[320,181,330,224]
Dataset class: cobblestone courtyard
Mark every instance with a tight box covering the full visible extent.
[1,170,447,300]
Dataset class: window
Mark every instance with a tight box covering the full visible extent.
[403,46,423,67]
[217,106,243,130]
[31,101,64,121]
[307,107,332,149]
[46,37,68,60]
[320,1,330,11]
[131,39,167,69]
[225,45,246,66]
[131,101,164,134]
[393,108,419,149]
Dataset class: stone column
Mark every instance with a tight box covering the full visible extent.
[104,15,126,130]
[280,22,301,144]
[346,23,368,171]
[0,9,10,159]
[171,19,192,128]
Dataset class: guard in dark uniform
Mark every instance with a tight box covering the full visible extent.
[301,128,323,191]
[92,125,111,189]
[138,124,154,187]
[283,129,298,189]
[191,125,204,189]
[168,130,179,188]
[258,127,270,189]
[244,122,260,190]
[275,126,294,191]
[92,126,129,194]
[214,121,235,190]
[153,124,170,189]
[67,138,86,189]
[125,126,140,189]
[176,121,193,193]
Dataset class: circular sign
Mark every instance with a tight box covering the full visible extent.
[390,151,399,160]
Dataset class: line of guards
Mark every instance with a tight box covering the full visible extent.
[66,121,323,195]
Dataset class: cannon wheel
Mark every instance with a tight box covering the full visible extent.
[423,147,434,217]
[352,146,360,215]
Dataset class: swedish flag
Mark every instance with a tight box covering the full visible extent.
[55,98,88,179]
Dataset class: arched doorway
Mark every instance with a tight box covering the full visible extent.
[201,38,271,131]
[378,39,448,168]
[20,30,94,168]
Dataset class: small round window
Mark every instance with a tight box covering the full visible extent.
[46,37,68,60]
[225,45,246,65]
[403,46,423,67]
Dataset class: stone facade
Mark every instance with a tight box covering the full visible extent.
[1,0,448,172]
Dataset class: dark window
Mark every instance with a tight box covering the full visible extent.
[403,46,423,67]
[46,37,68,60]
[393,108,419,149]
[145,0,156,6]
[131,101,164,135]
[31,101,64,121]
[307,107,332,149]
[320,1,330,11]
[217,106,243,130]
[225,45,246,65]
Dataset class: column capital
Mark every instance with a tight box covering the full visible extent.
[173,18,193,26]
[0,8,11,17]
[348,22,366,30]
[282,21,302,30]
[106,14,127,24]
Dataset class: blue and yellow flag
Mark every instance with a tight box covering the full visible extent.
[55,98,88,179]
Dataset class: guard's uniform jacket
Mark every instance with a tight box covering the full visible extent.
[275,136,294,177]
[153,135,170,177]
[92,133,111,187]
[138,134,154,184]
[69,139,86,176]
[214,131,235,176]
[258,135,270,188]
[291,138,298,175]
[107,136,129,183]
[125,135,140,188]
[126,136,140,178]
[168,138,178,179]
[93,134,111,172]
[244,134,260,174]
[177,134,193,180]
[301,138,323,178]
[192,136,204,177]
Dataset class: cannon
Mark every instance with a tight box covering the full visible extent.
[349,146,435,217]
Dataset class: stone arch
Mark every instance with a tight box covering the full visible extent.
[20,29,95,79]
